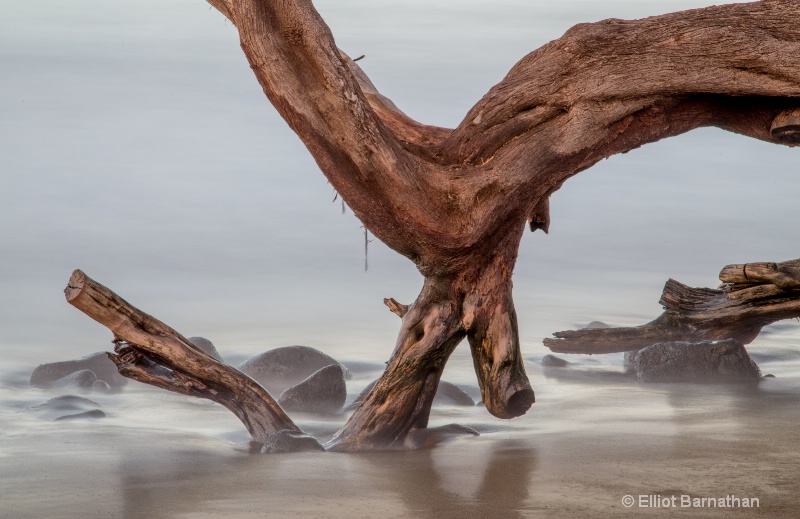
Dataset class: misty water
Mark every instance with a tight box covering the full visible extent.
[2,1,800,517]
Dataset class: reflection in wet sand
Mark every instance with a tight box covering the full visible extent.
[359,440,538,519]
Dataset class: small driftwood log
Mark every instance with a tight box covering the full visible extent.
[64,270,322,453]
[544,259,800,354]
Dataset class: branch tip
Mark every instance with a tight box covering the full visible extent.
[383,298,409,318]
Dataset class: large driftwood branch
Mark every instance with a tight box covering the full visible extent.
[65,1,800,450]
[65,270,322,453]
[206,0,800,269]
[544,259,800,354]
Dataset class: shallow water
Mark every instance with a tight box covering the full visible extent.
[2,0,800,517]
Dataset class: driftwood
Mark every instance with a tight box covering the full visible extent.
[65,0,800,451]
[65,270,323,453]
[544,259,800,354]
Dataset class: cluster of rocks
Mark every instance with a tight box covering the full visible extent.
[238,345,351,415]
[25,395,106,421]
[29,336,222,394]
[29,339,482,420]
[30,351,126,392]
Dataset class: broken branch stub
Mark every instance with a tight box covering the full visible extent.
[770,108,800,144]
[719,259,800,291]
[64,269,322,453]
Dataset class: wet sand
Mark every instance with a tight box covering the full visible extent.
[3,341,799,519]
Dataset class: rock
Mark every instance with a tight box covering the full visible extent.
[433,381,475,406]
[347,379,475,411]
[259,430,324,453]
[584,321,610,329]
[404,424,480,450]
[188,336,223,361]
[634,339,761,383]
[53,409,106,421]
[278,365,347,414]
[25,395,104,421]
[30,352,127,389]
[541,354,569,368]
[239,345,351,395]
[92,380,111,392]
[51,369,97,391]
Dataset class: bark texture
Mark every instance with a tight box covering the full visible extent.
[544,259,800,354]
[69,0,800,451]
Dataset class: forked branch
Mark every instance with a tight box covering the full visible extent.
[205,0,800,271]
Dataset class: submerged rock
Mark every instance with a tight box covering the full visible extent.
[347,379,475,411]
[634,339,761,383]
[92,380,111,392]
[53,409,106,421]
[584,321,610,329]
[25,395,105,421]
[541,354,569,368]
[51,369,97,392]
[30,352,127,389]
[259,430,325,454]
[239,345,351,395]
[188,336,223,361]
[433,381,475,406]
[278,365,347,414]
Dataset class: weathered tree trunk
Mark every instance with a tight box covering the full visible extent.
[67,0,800,451]
[544,259,800,355]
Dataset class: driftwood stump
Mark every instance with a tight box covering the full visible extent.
[544,259,800,355]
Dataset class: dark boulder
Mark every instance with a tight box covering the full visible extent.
[278,364,347,414]
[634,339,761,383]
[30,352,127,389]
[188,336,223,361]
[239,345,350,395]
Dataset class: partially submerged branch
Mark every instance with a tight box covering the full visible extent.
[65,270,322,452]
[545,258,800,354]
